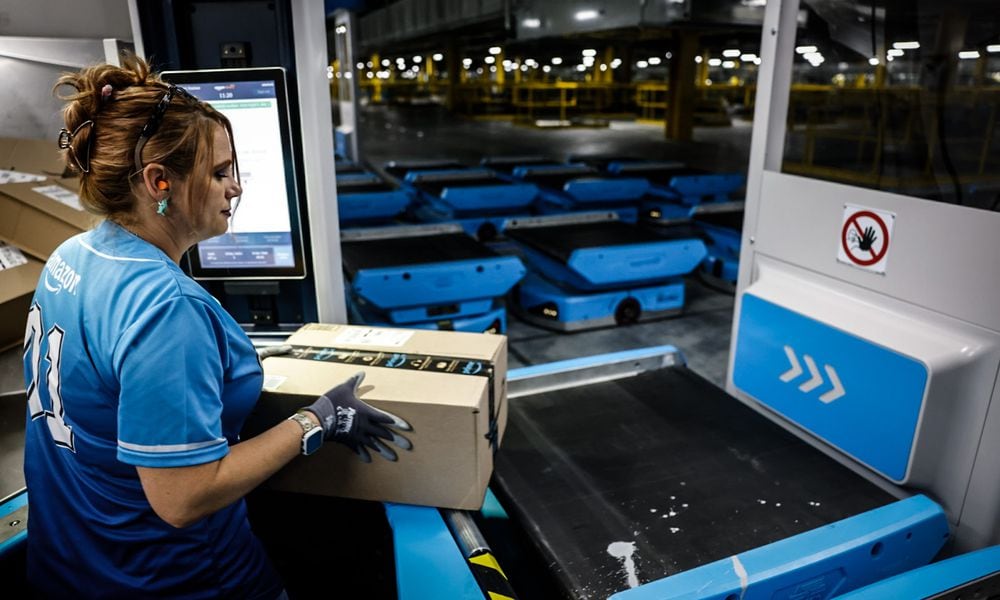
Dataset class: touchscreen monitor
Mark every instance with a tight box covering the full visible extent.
[163,67,307,279]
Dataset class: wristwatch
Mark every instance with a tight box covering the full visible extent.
[288,411,323,456]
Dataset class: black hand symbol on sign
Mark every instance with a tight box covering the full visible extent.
[858,226,877,251]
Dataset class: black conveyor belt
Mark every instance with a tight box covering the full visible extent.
[568,155,644,170]
[695,209,745,232]
[341,233,498,278]
[517,172,599,190]
[336,181,396,194]
[492,366,896,599]
[620,166,706,186]
[335,163,366,175]
[505,221,679,264]
[383,161,465,179]
[412,175,512,197]
[482,157,557,174]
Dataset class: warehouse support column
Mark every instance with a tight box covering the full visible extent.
[666,32,699,141]
[371,52,382,103]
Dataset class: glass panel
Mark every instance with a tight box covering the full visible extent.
[335,29,354,104]
[781,0,1000,212]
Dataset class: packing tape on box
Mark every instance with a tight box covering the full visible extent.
[287,345,502,452]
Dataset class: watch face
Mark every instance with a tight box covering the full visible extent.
[303,429,323,455]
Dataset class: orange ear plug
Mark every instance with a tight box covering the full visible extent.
[156,180,169,191]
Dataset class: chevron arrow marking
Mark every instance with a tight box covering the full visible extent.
[798,355,823,392]
[779,345,802,382]
[819,365,845,403]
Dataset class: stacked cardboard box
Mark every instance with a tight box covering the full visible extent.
[0,243,43,351]
[245,323,508,510]
[0,137,97,348]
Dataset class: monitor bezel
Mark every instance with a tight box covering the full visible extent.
[162,67,308,280]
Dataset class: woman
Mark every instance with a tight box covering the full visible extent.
[23,54,410,598]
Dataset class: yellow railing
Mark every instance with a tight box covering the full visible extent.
[783,87,1000,189]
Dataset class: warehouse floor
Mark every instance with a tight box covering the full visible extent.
[0,106,752,394]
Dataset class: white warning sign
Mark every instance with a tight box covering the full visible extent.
[837,204,895,274]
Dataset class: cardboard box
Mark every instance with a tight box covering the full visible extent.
[244,323,508,510]
[0,137,94,260]
[0,243,43,351]
[0,137,67,177]
[0,179,96,260]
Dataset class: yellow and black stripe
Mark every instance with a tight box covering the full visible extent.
[468,551,518,600]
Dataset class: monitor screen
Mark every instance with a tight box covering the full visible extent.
[163,68,307,279]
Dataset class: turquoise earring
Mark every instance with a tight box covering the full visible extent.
[156,197,169,216]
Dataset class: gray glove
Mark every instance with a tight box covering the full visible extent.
[304,372,412,462]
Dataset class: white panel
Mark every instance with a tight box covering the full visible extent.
[743,257,1000,520]
[291,0,346,323]
[754,172,1000,333]
[732,0,1000,550]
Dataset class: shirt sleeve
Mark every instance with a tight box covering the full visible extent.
[114,295,231,468]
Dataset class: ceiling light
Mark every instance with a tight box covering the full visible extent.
[522,18,541,28]
[722,60,736,68]
[868,57,880,65]
[988,45,1000,53]
[489,46,502,55]
[708,58,722,66]
[582,49,597,57]
[648,57,661,65]
[723,49,741,58]
[433,53,443,61]
[575,10,599,21]
[892,41,920,50]
[636,60,648,68]
[551,57,563,65]
[795,45,818,54]
[740,54,756,62]
[887,49,903,57]
[958,50,981,59]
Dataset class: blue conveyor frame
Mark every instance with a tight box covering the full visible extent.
[384,348,955,600]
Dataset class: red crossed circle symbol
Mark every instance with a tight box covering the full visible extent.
[841,210,889,266]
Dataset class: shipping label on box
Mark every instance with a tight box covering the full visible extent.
[0,170,46,185]
[244,324,508,510]
[0,242,29,270]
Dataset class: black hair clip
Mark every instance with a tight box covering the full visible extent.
[57,120,96,173]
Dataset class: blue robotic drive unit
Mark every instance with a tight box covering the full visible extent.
[510,163,649,222]
[336,171,411,226]
[382,159,466,181]
[405,168,538,216]
[402,167,540,240]
[504,214,706,330]
[340,224,524,333]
